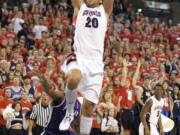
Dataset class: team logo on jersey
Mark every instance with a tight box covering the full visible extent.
[154,106,162,110]
[83,10,101,17]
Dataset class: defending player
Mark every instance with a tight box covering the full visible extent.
[139,84,164,135]
[33,71,81,135]
[60,0,114,135]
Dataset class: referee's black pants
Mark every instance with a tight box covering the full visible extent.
[90,128,101,135]
[101,133,117,135]
[9,129,23,135]
[0,125,8,135]
[32,125,44,135]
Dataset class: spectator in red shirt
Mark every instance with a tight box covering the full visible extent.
[19,91,32,117]
[0,87,13,135]
[119,59,141,135]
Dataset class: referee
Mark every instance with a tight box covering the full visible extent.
[28,93,51,135]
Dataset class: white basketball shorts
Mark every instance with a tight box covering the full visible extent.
[61,54,104,104]
[139,122,159,135]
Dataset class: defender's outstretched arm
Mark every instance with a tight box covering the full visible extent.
[33,71,64,100]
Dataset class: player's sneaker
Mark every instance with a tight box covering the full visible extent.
[59,112,74,131]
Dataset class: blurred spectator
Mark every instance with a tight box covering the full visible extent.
[172,84,180,100]
[90,103,104,135]
[118,60,141,135]
[0,87,13,135]
[19,91,32,117]
[17,23,29,40]
[113,0,128,15]
[101,107,119,135]
[32,18,48,40]
[0,60,9,88]
[6,102,28,135]
[9,76,24,100]
[22,76,36,103]
[12,11,25,33]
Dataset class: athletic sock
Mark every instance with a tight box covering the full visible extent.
[80,116,93,134]
[65,88,77,115]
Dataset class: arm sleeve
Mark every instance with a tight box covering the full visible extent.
[51,99,61,107]
[22,115,28,129]
[29,105,37,120]
[112,119,119,133]
[20,19,24,25]
[32,26,36,33]
[6,120,12,129]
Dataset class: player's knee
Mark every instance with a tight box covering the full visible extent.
[67,69,82,90]
[82,99,95,117]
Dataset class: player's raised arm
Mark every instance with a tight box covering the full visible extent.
[41,77,63,100]
[71,0,84,9]
[102,0,114,17]
[33,70,64,101]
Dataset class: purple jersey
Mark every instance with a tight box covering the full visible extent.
[42,99,81,135]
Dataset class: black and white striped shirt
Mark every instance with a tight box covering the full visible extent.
[30,103,52,127]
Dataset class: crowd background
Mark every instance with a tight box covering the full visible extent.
[0,0,179,135]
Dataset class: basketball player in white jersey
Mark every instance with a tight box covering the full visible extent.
[139,84,164,135]
[59,0,114,135]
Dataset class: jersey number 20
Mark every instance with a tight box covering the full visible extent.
[85,17,98,28]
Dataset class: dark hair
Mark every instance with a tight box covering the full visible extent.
[3,87,11,97]
[174,83,180,90]
[12,102,22,113]
[163,80,169,84]
[155,83,163,89]
[22,75,30,80]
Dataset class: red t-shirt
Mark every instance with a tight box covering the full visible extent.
[20,100,32,113]
[0,90,3,99]
[92,116,101,129]
[0,35,6,45]
[168,32,179,45]
[5,32,16,41]
[119,84,135,109]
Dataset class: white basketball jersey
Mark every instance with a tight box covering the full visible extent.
[73,3,107,61]
[149,96,164,125]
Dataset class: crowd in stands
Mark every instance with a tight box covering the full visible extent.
[144,0,180,2]
[0,0,179,135]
